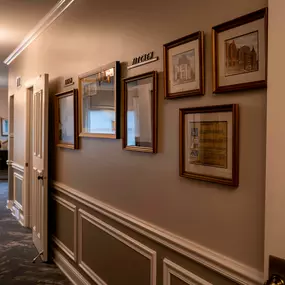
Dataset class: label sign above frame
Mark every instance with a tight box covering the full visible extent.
[128,51,159,70]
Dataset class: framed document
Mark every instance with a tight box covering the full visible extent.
[164,31,204,99]
[212,8,268,93]
[54,89,79,149]
[123,71,158,153]
[1,118,8,136]
[179,104,239,186]
[78,61,120,139]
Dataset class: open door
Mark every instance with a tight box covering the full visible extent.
[31,74,49,261]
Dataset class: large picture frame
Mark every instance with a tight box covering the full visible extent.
[78,61,120,139]
[54,89,79,149]
[164,31,204,99]
[1,118,8,136]
[123,71,158,153]
[212,8,268,93]
[179,104,239,186]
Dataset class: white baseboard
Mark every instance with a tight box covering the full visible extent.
[53,249,90,285]
[6,200,13,210]
[53,181,264,285]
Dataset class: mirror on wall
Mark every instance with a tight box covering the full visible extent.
[123,71,158,153]
[78,61,120,139]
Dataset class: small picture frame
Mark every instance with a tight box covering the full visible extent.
[78,61,120,139]
[179,104,239,186]
[164,31,205,99]
[123,71,158,153]
[212,8,268,93]
[1,118,8,136]
[54,89,79,149]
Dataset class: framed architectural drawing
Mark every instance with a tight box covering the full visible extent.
[179,104,239,186]
[78,61,120,139]
[1,118,8,136]
[54,89,79,149]
[212,8,268,93]
[123,71,158,153]
[164,31,204,99]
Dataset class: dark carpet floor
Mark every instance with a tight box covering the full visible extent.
[0,181,71,284]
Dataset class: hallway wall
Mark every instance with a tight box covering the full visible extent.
[8,0,267,281]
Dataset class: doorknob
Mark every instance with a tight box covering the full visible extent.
[265,275,285,285]
[37,174,44,180]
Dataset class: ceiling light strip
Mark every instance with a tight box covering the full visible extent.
[3,0,75,65]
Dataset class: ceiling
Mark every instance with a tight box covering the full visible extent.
[0,0,59,87]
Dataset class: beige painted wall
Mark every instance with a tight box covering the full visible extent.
[265,0,285,277]
[8,0,267,271]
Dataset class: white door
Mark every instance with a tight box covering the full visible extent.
[31,74,49,261]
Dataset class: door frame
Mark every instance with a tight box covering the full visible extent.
[24,77,37,228]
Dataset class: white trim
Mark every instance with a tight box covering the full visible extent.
[51,194,77,261]
[53,248,90,285]
[52,235,75,262]
[6,200,13,210]
[11,162,24,172]
[53,181,263,285]
[163,258,212,285]
[3,0,75,65]
[78,209,157,285]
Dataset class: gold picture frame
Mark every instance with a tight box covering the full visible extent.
[212,8,268,93]
[179,104,239,186]
[54,89,79,149]
[123,71,158,153]
[78,61,121,139]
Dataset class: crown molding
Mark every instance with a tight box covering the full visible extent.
[3,0,75,65]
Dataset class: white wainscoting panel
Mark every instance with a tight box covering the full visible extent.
[53,248,91,285]
[78,209,157,285]
[163,258,212,285]
[13,172,23,211]
[53,181,263,285]
[51,194,77,262]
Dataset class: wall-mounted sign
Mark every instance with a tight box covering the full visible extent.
[64,77,74,87]
[16,76,21,88]
[128,52,159,70]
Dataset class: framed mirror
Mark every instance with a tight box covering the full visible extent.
[1,118,8,136]
[123,71,158,153]
[78,61,120,139]
[54,89,79,149]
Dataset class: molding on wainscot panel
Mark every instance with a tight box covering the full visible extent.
[51,194,77,261]
[53,248,91,285]
[163,258,212,285]
[11,162,24,173]
[53,181,264,285]
[3,0,75,65]
[78,209,157,285]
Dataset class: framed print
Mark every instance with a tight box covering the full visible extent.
[179,104,239,186]
[1,118,8,136]
[54,89,79,149]
[164,31,204,99]
[212,8,268,93]
[123,71,158,153]
[78,61,120,139]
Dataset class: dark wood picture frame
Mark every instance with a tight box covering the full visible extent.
[123,71,158,153]
[212,8,268,93]
[1,118,8,136]
[78,61,121,139]
[164,31,205,99]
[54,89,79,149]
[179,104,239,186]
